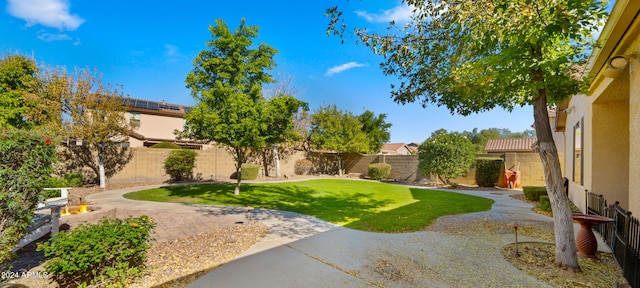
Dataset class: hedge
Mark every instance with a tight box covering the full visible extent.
[538,195,552,211]
[523,186,548,201]
[368,163,392,180]
[150,142,182,149]
[475,157,503,187]
[164,149,197,181]
[241,163,259,180]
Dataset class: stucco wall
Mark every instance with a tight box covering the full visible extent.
[565,59,635,213]
[127,112,185,144]
[109,148,327,184]
[592,100,630,209]
[629,55,640,213]
[105,148,551,188]
[564,92,590,212]
[485,152,560,188]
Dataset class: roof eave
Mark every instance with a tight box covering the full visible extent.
[585,0,640,88]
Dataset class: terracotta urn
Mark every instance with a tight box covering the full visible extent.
[572,214,613,258]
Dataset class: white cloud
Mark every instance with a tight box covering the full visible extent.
[37,31,72,42]
[356,4,413,23]
[164,44,184,63]
[326,62,366,76]
[164,44,179,57]
[7,0,84,30]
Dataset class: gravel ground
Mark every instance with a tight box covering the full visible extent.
[3,222,268,288]
[3,181,270,288]
[131,222,268,287]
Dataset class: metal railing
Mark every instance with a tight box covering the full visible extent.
[587,191,640,287]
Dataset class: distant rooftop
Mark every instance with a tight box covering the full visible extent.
[380,143,407,152]
[484,138,537,153]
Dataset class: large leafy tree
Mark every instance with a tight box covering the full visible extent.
[327,0,607,269]
[418,130,475,184]
[309,104,369,176]
[185,19,303,195]
[0,54,39,129]
[40,66,133,188]
[293,108,312,151]
[358,110,391,153]
[255,75,308,178]
[262,95,308,177]
[462,128,504,153]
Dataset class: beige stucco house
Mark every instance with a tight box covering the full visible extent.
[124,98,209,149]
[379,143,413,155]
[557,0,640,214]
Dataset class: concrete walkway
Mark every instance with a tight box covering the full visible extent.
[86,183,606,287]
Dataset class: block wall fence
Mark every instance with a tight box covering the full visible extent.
[106,147,558,187]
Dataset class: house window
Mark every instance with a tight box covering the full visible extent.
[573,118,584,185]
[130,112,140,127]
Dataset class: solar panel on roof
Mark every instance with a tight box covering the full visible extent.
[133,100,145,109]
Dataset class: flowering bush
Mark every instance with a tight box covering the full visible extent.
[0,128,58,265]
[38,216,156,287]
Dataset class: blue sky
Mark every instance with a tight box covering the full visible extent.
[2,0,536,144]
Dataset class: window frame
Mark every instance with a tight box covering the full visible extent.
[130,112,141,127]
[573,117,584,185]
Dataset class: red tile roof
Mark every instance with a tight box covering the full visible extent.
[484,138,537,152]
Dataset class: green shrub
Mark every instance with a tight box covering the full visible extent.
[42,173,84,198]
[164,149,197,181]
[475,157,503,187]
[1,129,58,266]
[418,132,476,184]
[43,175,67,188]
[294,159,313,175]
[241,163,259,180]
[38,216,155,287]
[538,195,552,211]
[368,163,391,180]
[63,173,84,187]
[523,186,547,201]
[149,141,182,149]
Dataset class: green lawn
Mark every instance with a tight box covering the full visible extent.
[124,179,494,232]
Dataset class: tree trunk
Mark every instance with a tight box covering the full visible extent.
[234,147,242,196]
[98,149,106,189]
[273,145,281,178]
[234,174,241,196]
[337,154,343,176]
[261,149,270,177]
[533,87,580,271]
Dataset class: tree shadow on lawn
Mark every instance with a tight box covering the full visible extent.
[159,183,394,225]
[344,188,495,233]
